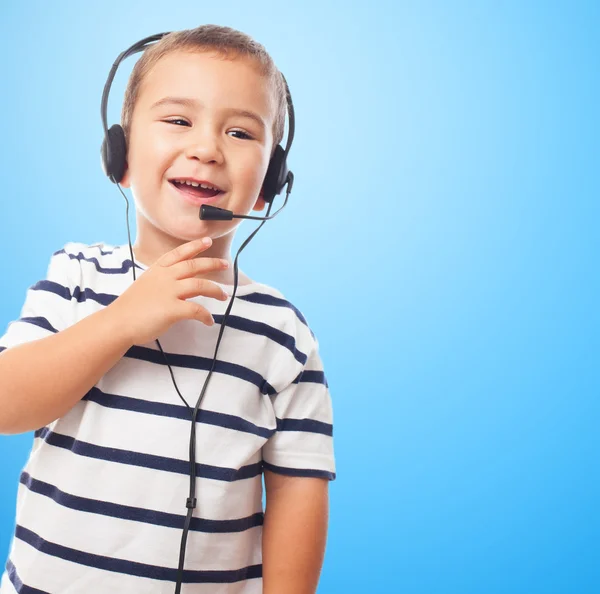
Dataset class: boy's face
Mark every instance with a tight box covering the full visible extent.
[120,50,275,243]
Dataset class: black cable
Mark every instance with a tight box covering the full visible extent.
[176,196,275,592]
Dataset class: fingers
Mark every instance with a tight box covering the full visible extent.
[177,278,230,301]
[172,257,230,280]
[183,300,216,327]
[157,237,213,268]
[155,238,230,280]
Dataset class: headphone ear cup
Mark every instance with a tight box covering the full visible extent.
[262,145,288,203]
[100,124,127,184]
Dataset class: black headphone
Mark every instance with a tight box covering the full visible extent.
[100,31,295,204]
[100,31,295,593]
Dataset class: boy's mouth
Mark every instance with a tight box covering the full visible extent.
[169,178,225,200]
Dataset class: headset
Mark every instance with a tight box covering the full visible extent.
[100,31,295,593]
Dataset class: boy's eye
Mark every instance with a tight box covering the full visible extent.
[228,130,253,140]
[163,118,190,126]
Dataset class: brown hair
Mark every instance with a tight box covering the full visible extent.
[120,25,287,155]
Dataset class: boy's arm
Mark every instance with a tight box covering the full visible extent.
[262,470,329,594]
[261,330,336,593]
[0,304,132,435]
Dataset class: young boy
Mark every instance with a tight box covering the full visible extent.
[0,25,335,594]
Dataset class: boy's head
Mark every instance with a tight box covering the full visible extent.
[118,25,288,246]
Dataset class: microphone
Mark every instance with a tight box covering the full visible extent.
[199,173,293,221]
[199,203,286,221]
[199,205,236,220]
[199,195,290,222]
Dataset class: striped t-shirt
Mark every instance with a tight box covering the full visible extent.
[0,242,336,594]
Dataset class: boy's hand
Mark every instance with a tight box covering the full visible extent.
[109,237,230,345]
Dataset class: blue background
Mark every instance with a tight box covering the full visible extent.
[1,1,598,592]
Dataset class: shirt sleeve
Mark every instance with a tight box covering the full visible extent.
[262,335,336,481]
[0,245,79,353]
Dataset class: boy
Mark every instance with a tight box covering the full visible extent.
[0,25,335,593]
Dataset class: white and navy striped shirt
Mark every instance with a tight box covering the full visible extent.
[0,242,336,594]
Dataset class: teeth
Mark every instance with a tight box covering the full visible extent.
[174,179,219,191]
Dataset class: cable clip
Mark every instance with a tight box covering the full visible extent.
[186,497,197,509]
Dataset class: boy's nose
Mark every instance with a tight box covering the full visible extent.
[184,133,224,164]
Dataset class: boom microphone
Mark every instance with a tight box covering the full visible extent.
[199,174,294,221]
[199,204,283,221]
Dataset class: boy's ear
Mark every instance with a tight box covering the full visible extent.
[119,161,131,188]
[252,187,266,212]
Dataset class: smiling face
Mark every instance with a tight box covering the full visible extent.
[120,49,276,261]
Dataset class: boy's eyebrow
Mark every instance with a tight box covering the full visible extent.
[150,96,266,131]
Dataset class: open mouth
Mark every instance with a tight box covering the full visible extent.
[169,179,225,200]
